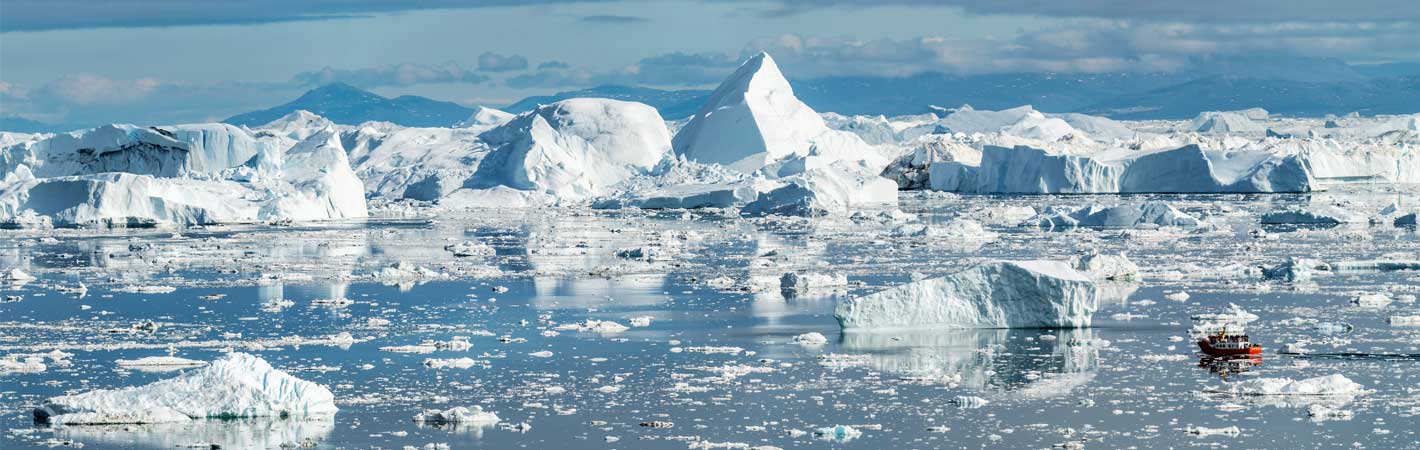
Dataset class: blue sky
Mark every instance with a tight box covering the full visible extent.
[2,0,1418,125]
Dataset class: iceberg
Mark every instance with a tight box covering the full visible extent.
[741,166,897,217]
[1190,110,1265,134]
[1036,201,1202,229]
[413,406,499,424]
[671,53,836,173]
[939,144,1313,194]
[835,260,1098,331]
[1,122,367,227]
[471,98,671,199]
[34,353,337,425]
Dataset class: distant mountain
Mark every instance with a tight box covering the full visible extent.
[792,72,1188,117]
[0,116,86,133]
[505,85,711,120]
[225,83,475,127]
[1086,76,1420,119]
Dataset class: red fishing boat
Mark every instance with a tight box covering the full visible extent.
[1197,329,1262,357]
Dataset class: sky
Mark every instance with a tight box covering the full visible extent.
[2,0,1418,126]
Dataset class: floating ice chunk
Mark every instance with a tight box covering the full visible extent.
[115,356,207,369]
[444,241,494,257]
[1352,293,1393,308]
[1184,426,1242,437]
[628,316,653,327]
[2,268,36,282]
[1191,304,1258,323]
[1261,205,1366,225]
[1208,374,1366,396]
[835,260,1098,330]
[35,353,336,424]
[951,396,989,408]
[0,357,48,374]
[529,351,554,358]
[1071,252,1139,282]
[1036,202,1201,229]
[554,319,629,333]
[412,406,499,425]
[423,358,478,369]
[780,271,848,294]
[1388,315,1420,326]
[813,425,862,442]
[1263,258,1330,282]
[377,261,446,280]
[792,332,828,346]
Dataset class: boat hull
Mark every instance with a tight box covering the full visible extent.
[1197,339,1263,357]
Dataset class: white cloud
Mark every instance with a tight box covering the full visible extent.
[39,75,161,105]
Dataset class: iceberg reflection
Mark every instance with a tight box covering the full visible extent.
[50,417,335,450]
[840,328,1099,396]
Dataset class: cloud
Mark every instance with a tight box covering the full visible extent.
[37,75,163,105]
[579,15,648,24]
[4,77,299,126]
[762,0,1420,23]
[538,60,572,70]
[505,68,597,89]
[742,20,1420,78]
[508,52,738,88]
[477,52,530,72]
[1,0,619,32]
[293,62,490,88]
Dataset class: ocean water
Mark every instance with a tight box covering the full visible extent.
[3,189,1419,449]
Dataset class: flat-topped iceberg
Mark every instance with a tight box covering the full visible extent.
[34,353,337,425]
[835,260,1098,331]
[932,144,1314,194]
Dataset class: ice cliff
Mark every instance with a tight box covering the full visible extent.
[835,260,1099,330]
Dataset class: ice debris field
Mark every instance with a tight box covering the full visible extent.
[2,53,1420,449]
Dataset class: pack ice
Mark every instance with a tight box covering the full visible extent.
[1,123,366,227]
[835,260,1098,330]
[34,353,337,425]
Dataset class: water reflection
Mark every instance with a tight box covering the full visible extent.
[840,328,1100,396]
[50,417,334,450]
[1197,355,1261,380]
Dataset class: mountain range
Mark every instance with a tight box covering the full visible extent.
[5,57,1418,133]
[223,82,475,128]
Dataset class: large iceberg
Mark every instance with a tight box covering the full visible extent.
[34,353,337,425]
[671,52,839,174]
[619,52,898,215]
[334,99,671,205]
[931,144,1314,194]
[835,260,1099,331]
[0,123,367,227]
